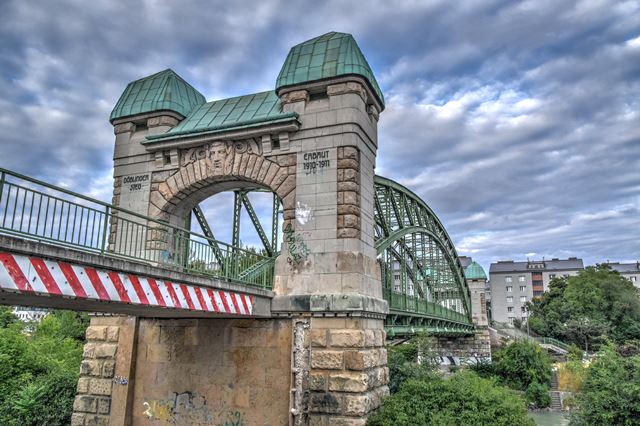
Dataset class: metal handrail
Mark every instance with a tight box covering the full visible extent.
[0,167,274,289]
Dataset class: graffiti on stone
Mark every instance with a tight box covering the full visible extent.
[181,140,263,175]
[143,392,246,425]
[295,201,313,225]
[113,375,128,385]
[284,222,309,265]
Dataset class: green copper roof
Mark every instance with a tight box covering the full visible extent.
[465,261,487,280]
[276,32,384,107]
[145,91,297,142]
[110,69,206,122]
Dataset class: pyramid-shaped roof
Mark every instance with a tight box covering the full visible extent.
[276,32,384,108]
[110,69,206,122]
[465,261,487,280]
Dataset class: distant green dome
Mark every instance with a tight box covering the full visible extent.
[465,261,487,280]
[276,32,384,108]
[110,69,206,123]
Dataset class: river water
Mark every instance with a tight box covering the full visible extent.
[529,411,570,425]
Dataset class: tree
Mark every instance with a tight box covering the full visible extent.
[368,371,534,426]
[570,345,640,425]
[528,266,640,350]
[0,308,86,426]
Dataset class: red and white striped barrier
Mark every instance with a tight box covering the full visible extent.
[0,252,253,316]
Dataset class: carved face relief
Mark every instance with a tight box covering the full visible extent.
[207,141,229,174]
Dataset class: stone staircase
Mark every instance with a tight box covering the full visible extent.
[549,370,563,410]
[549,391,563,410]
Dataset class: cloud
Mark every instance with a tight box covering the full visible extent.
[0,0,638,275]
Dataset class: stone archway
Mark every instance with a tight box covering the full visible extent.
[148,139,297,225]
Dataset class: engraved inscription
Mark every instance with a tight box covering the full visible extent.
[303,150,330,175]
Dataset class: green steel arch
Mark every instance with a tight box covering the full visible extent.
[374,175,474,336]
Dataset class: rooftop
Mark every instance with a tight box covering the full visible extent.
[110,69,205,123]
[490,258,584,273]
[606,262,640,274]
[465,261,487,280]
[112,32,383,141]
[145,91,297,142]
[276,32,384,108]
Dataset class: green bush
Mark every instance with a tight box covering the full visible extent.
[368,371,534,426]
[492,339,552,393]
[386,335,437,394]
[570,345,640,425]
[526,381,551,407]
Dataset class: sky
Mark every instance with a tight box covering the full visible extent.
[0,0,638,273]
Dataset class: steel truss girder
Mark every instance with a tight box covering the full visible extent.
[374,175,472,326]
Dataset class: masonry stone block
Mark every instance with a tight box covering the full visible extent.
[310,392,343,414]
[328,371,369,392]
[96,397,111,415]
[105,326,119,342]
[80,360,101,377]
[86,326,107,341]
[94,343,117,358]
[329,330,365,347]
[310,329,328,347]
[311,350,344,369]
[74,395,97,413]
[77,377,90,393]
[310,372,328,391]
[84,415,109,426]
[71,413,85,426]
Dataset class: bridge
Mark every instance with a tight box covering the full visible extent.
[0,32,487,425]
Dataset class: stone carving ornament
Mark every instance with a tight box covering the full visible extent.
[181,139,262,174]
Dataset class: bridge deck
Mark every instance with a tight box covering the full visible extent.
[0,235,273,318]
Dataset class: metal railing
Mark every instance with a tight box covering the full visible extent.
[387,291,469,324]
[0,168,274,289]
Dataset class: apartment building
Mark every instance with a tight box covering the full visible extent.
[606,262,640,288]
[489,257,584,324]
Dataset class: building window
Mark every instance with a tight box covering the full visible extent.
[533,291,543,297]
[507,296,513,303]
[563,274,569,277]
[520,296,527,302]
[518,275,525,282]
[506,286,513,292]
[549,274,556,279]
[520,285,526,292]
[631,276,637,282]
[521,306,527,313]
[507,307,514,313]
[505,276,512,283]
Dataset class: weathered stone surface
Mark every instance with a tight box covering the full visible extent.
[94,343,117,358]
[106,327,119,342]
[310,329,328,347]
[86,326,107,341]
[329,330,365,348]
[310,392,342,414]
[328,371,369,392]
[89,378,113,396]
[80,360,101,377]
[309,372,327,391]
[74,395,97,413]
[311,350,344,369]
[70,413,85,426]
[97,397,111,415]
